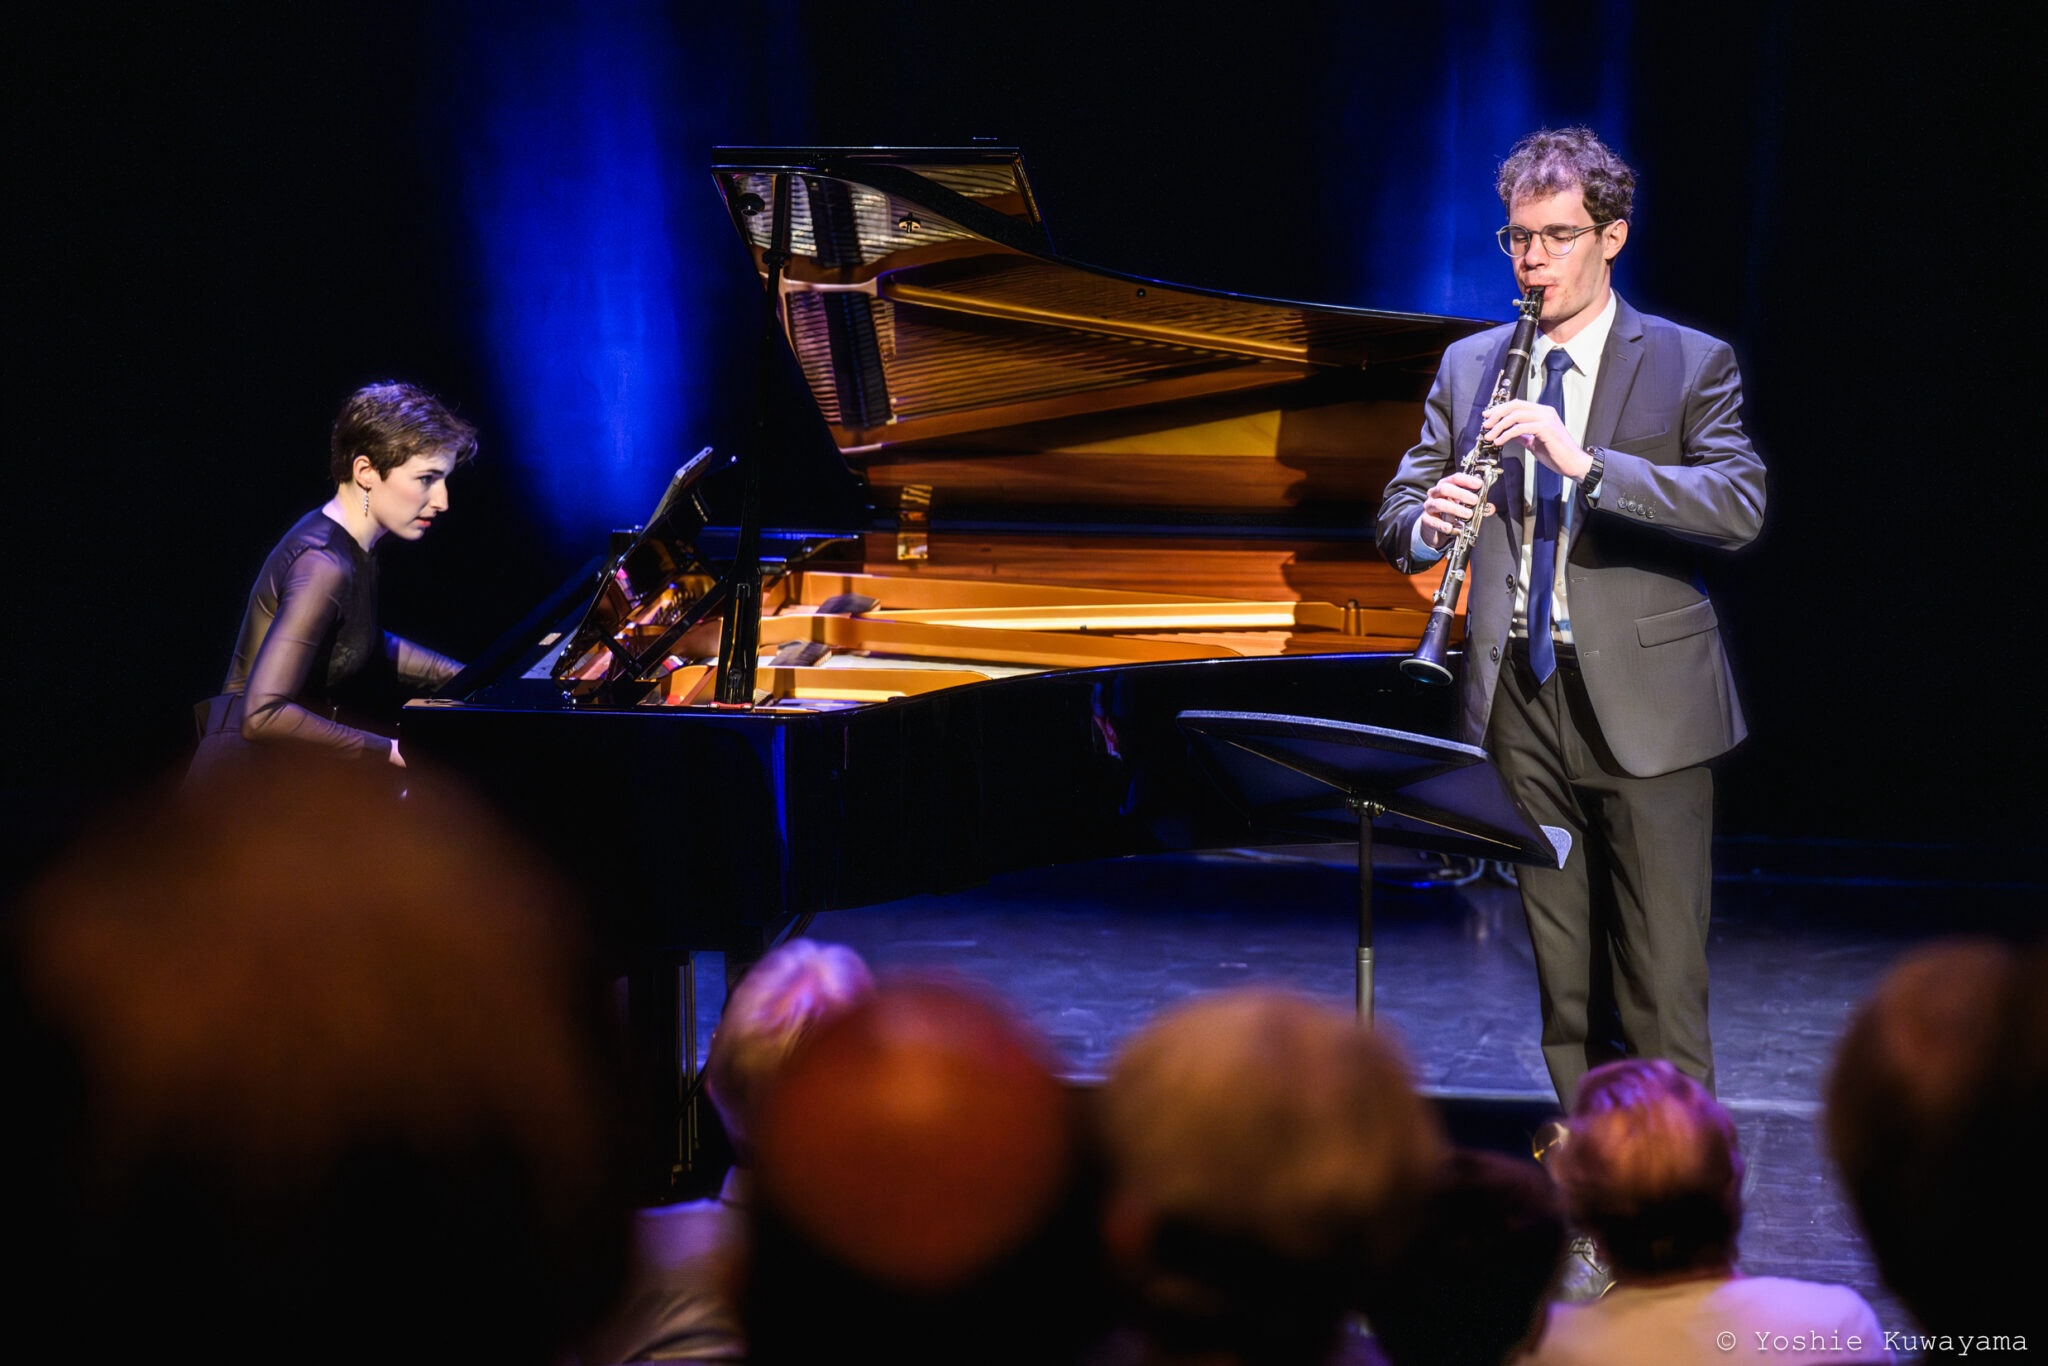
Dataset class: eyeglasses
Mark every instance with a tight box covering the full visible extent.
[1496,222,1616,257]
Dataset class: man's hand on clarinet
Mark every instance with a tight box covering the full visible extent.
[1419,472,1486,552]
[1482,399,1594,480]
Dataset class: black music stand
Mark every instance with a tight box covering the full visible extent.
[1177,711,1563,1022]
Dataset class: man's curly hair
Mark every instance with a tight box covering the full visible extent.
[1497,126,1635,224]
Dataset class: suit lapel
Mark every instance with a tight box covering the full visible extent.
[1583,295,1645,450]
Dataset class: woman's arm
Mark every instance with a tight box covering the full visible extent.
[387,633,465,692]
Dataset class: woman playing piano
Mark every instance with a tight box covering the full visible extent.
[187,382,475,785]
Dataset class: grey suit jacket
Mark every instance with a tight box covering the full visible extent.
[1376,296,1767,778]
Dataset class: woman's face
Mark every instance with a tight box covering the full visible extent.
[366,450,456,542]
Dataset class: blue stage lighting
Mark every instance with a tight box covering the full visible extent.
[1328,0,1634,322]
[443,1,704,551]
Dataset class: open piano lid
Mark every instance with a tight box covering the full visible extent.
[711,146,1487,461]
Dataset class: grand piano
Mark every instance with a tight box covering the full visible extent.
[406,147,1490,1182]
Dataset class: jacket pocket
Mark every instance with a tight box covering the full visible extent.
[1636,597,1719,648]
[1610,426,1671,452]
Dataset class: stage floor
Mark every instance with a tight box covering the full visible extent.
[682,839,2043,1334]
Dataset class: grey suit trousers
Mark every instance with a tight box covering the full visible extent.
[1488,649,1715,1103]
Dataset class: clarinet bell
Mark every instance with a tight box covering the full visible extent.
[1401,610,1457,685]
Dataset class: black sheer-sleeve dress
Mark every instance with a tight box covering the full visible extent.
[187,510,463,784]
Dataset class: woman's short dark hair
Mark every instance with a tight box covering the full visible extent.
[1553,1059,1743,1277]
[329,381,479,486]
[1496,126,1636,225]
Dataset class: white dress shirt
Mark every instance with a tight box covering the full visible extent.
[1514,290,1617,644]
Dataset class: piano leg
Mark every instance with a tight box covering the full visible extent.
[622,929,780,1202]
[625,952,688,1203]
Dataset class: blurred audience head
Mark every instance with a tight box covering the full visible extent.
[739,977,1100,1365]
[707,938,873,1160]
[1827,938,2048,1337]
[1551,1059,1742,1281]
[4,763,630,1364]
[1096,989,1444,1366]
[1366,1149,1566,1366]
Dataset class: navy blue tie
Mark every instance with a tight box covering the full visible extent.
[1527,348,1574,684]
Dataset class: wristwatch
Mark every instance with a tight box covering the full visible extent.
[1581,446,1607,500]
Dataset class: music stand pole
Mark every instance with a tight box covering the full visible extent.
[1351,797,1385,1024]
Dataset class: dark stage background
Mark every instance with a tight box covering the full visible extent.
[9,2,2038,878]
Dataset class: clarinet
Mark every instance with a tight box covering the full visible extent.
[1401,286,1546,685]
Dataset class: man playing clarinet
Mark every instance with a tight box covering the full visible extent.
[1376,127,1766,1105]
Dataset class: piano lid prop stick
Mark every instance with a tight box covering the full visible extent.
[715,172,794,707]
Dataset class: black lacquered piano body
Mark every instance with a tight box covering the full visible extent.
[411,646,1466,958]
[405,147,1491,962]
